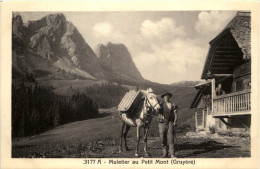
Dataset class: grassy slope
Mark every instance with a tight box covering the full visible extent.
[168,86,198,128]
[13,107,160,146]
[36,78,105,95]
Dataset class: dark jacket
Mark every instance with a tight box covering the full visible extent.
[160,102,176,122]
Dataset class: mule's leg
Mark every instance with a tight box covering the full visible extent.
[143,125,150,156]
[135,126,141,157]
[119,121,125,153]
[123,124,131,151]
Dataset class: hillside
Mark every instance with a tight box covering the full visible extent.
[171,81,202,87]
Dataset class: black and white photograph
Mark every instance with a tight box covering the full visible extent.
[1,1,259,168]
[10,10,253,158]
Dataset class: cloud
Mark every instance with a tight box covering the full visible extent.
[140,18,185,43]
[92,22,114,36]
[130,12,237,84]
[133,38,208,84]
[195,11,236,37]
[92,22,123,40]
[131,17,209,84]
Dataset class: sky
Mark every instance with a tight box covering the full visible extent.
[19,11,237,84]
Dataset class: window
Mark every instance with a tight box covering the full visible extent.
[235,80,243,91]
[233,76,251,92]
[243,78,251,90]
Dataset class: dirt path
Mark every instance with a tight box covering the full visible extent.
[94,135,250,158]
[13,134,250,158]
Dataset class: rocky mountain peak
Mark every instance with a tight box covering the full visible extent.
[95,42,144,82]
[45,13,66,27]
[12,14,26,38]
[25,13,66,32]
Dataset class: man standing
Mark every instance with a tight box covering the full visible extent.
[158,92,178,158]
[216,83,226,96]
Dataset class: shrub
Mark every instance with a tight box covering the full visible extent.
[209,126,216,134]
[176,124,192,134]
[227,131,234,137]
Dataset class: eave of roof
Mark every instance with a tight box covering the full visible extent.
[195,80,211,89]
[190,84,210,109]
[201,11,251,79]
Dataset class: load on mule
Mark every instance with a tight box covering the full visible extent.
[117,90,144,126]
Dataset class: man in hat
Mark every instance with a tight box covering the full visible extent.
[158,92,178,158]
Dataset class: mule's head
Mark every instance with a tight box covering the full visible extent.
[145,88,161,114]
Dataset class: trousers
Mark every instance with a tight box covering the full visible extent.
[158,121,175,156]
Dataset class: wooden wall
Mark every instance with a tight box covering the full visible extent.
[232,61,251,92]
[233,61,251,78]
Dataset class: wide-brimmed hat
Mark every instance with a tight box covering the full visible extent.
[161,92,172,98]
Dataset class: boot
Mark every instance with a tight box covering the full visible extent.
[162,147,168,158]
[169,145,176,158]
[170,154,177,158]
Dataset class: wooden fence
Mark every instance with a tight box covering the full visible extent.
[213,89,251,116]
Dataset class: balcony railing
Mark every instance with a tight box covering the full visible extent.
[212,89,251,116]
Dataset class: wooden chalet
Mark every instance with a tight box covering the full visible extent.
[190,11,251,132]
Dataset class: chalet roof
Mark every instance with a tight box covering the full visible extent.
[201,11,251,79]
[194,80,211,89]
[210,11,251,59]
[190,84,210,109]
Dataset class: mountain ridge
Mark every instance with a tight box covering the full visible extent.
[171,81,202,87]
[12,13,144,83]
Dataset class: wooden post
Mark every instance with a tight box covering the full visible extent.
[211,78,216,98]
[248,92,250,110]
[202,110,205,129]
[195,112,198,131]
[231,96,233,112]
[211,78,215,115]
[224,97,226,113]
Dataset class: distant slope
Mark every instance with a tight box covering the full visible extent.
[167,86,197,127]
[171,81,202,87]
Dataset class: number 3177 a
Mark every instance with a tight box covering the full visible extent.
[84,160,96,164]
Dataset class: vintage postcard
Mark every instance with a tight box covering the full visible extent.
[0,1,259,168]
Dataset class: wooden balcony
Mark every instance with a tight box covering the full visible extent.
[212,89,251,117]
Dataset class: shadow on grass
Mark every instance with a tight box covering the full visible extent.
[176,140,238,158]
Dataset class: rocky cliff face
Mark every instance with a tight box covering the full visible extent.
[12,13,102,79]
[95,42,144,82]
[12,13,143,83]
